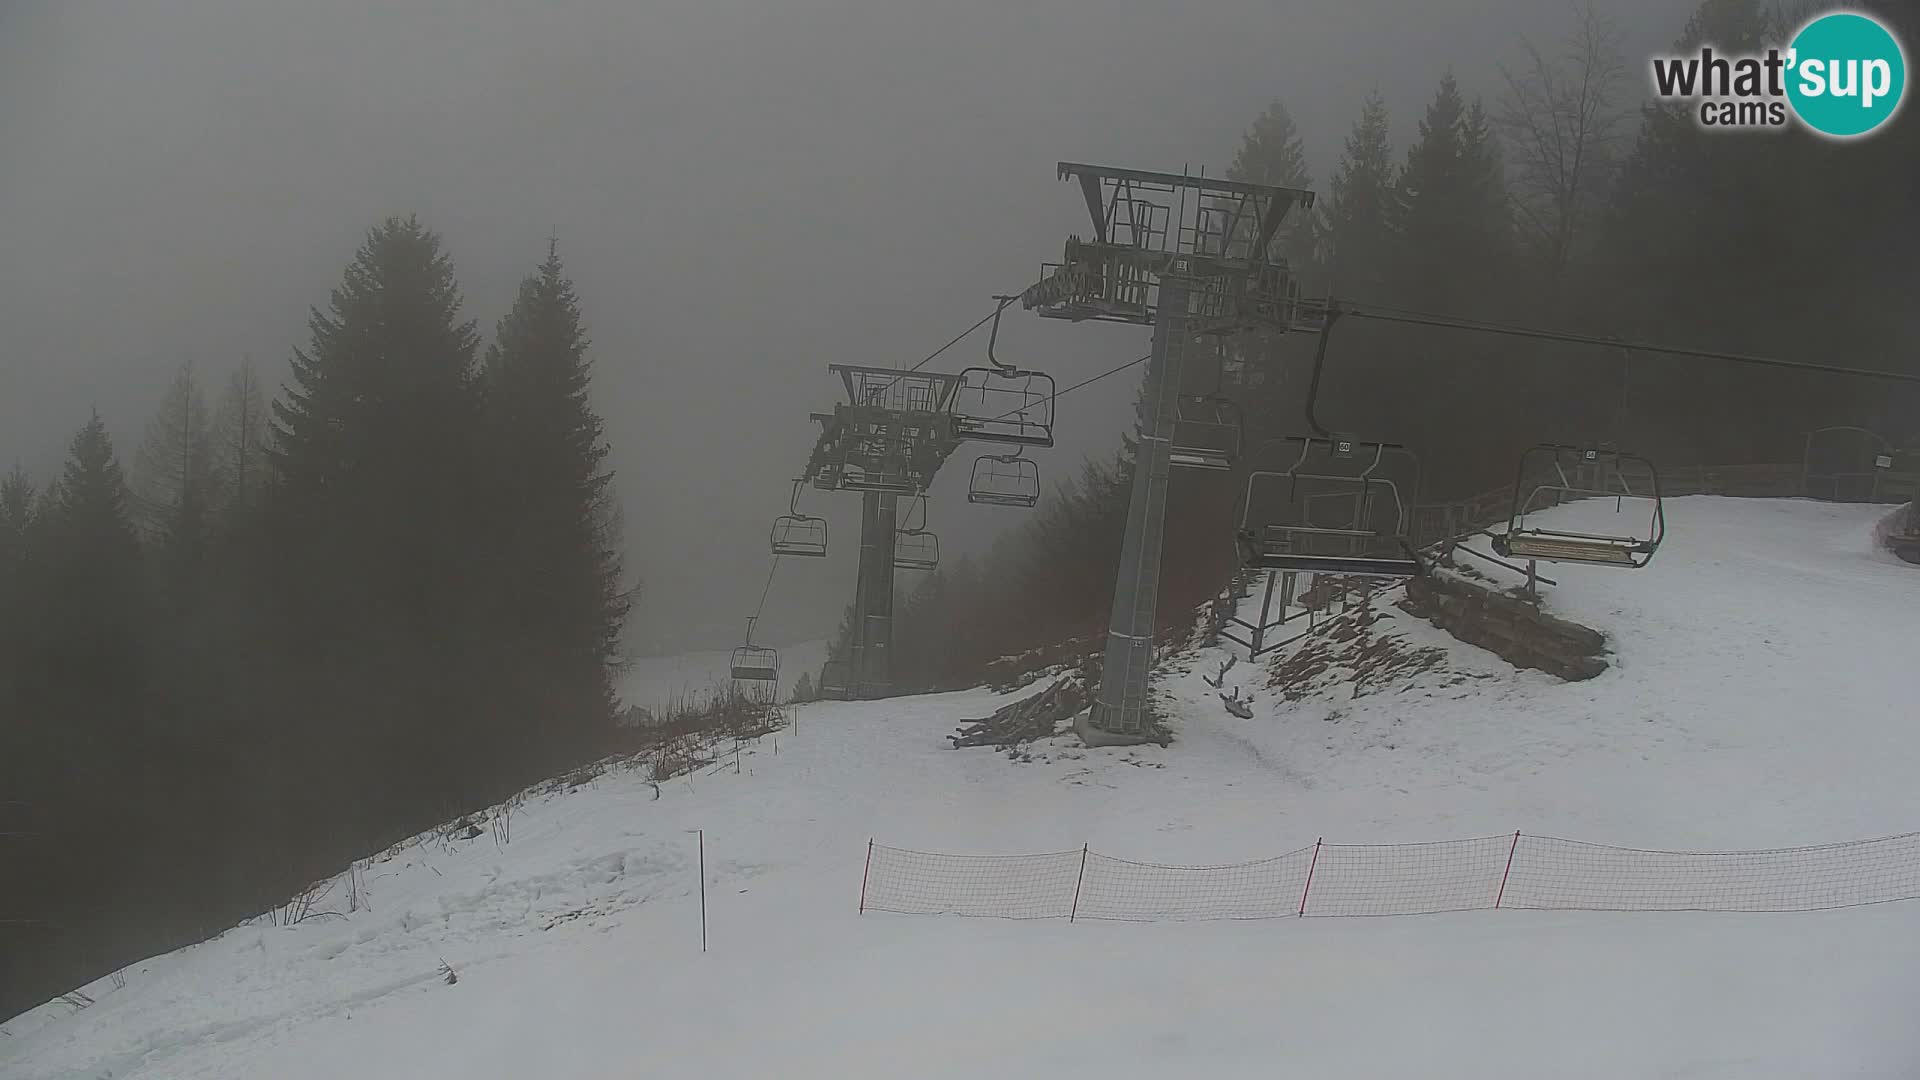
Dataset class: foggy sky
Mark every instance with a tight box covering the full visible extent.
[0,0,1688,655]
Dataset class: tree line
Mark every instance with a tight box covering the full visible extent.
[882,0,1920,694]
[0,217,633,1019]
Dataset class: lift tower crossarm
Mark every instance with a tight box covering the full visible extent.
[1055,162,1318,209]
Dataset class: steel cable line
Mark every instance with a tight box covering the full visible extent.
[1339,302,1920,385]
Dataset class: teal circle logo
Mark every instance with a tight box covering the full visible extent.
[1786,11,1907,138]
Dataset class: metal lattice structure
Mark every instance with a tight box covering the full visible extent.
[792,366,970,699]
[1021,163,1322,336]
[1013,162,1322,743]
[805,365,964,498]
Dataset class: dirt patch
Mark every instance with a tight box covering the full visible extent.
[1265,608,1450,702]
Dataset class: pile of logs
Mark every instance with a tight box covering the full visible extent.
[948,677,1087,749]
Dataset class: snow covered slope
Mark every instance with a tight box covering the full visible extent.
[5,497,1919,1079]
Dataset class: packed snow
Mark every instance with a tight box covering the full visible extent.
[5,496,1918,1079]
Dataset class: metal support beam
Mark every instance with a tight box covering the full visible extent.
[1085,280,1192,743]
[850,490,899,699]
[1252,570,1278,656]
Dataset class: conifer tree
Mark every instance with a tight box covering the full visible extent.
[1323,92,1396,299]
[1226,99,1320,281]
[269,215,493,820]
[482,244,630,763]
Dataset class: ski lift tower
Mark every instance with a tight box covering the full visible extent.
[1021,162,1323,745]
[803,364,965,699]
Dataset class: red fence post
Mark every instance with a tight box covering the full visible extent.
[1070,844,1089,922]
[1299,838,1322,916]
[859,838,873,915]
[1494,831,1520,909]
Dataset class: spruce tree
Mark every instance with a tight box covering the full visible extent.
[50,412,144,618]
[1323,92,1396,299]
[1221,99,1322,439]
[28,413,145,812]
[269,215,494,824]
[482,244,629,767]
[1390,74,1472,310]
[1226,100,1320,281]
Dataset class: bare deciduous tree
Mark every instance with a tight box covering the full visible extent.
[133,359,218,550]
[1496,1,1632,292]
[212,357,271,517]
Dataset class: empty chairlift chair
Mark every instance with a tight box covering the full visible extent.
[1169,344,1245,471]
[1169,394,1244,471]
[969,451,1041,508]
[893,496,940,572]
[949,296,1058,448]
[1490,445,1664,568]
[815,659,852,700]
[769,480,829,558]
[950,365,1057,447]
[1237,435,1423,578]
[729,618,780,684]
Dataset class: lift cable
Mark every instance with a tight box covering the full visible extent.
[864,282,1049,404]
[750,553,783,625]
[1341,302,1920,385]
[976,352,1152,425]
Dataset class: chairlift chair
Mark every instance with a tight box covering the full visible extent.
[729,617,780,684]
[949,297,1058,447]
[893,496,941,572]
[769,480,829,558]
[951,366,1058,447]
[1237,435,1423,578]
[969,450,1042,508]
[817,659,852,700]
[1169,341,1246,471]
[1170,394,1245,471]
[1489,445,1664,568]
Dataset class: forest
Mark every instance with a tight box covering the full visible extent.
[1,222,631,1017]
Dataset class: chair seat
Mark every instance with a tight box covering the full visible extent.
[1244,551,1421,578]
[1503,534,1638,566]
[1170,451,1233,470]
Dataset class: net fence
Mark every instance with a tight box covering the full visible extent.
[860,830,1920,922]
[860,845,1083,919]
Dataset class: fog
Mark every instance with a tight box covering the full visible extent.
[0,0,1688,655]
